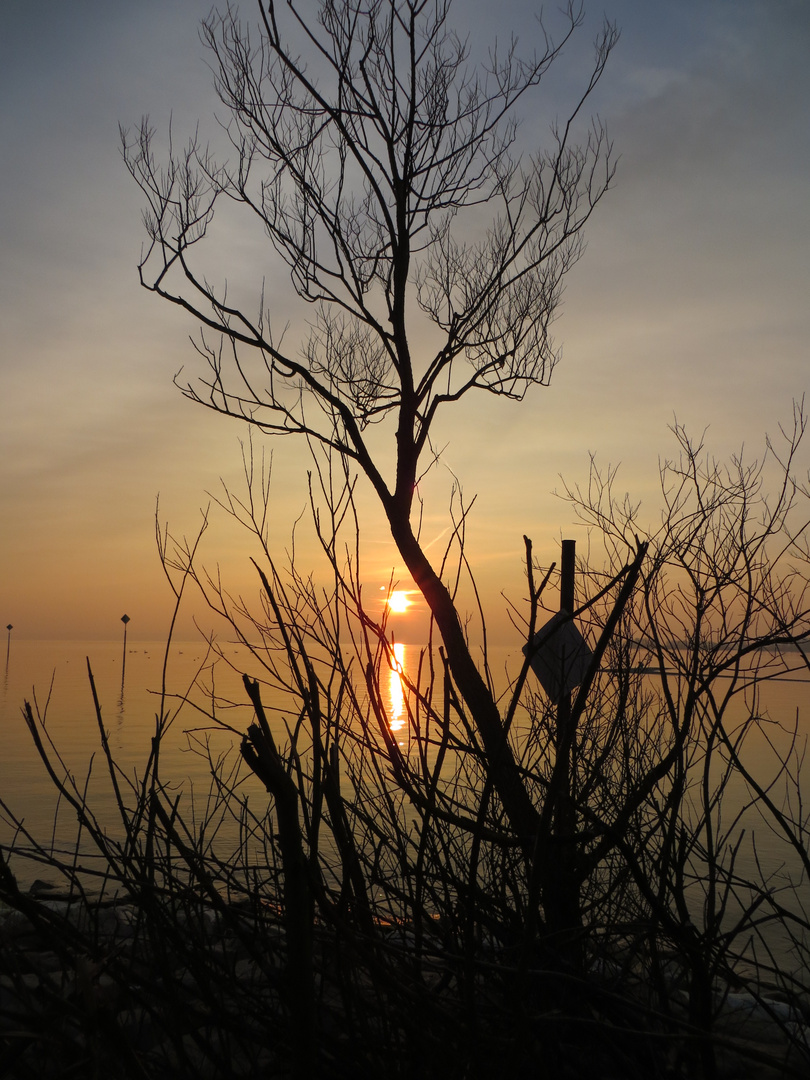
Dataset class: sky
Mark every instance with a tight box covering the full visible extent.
[1,0,808,643]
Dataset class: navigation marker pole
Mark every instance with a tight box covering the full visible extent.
[121,614,130,681]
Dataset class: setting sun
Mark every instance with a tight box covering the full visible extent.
[386,590,411,613]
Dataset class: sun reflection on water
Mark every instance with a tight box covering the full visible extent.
[388,642,406,732]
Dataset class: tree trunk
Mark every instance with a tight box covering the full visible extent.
[387,512,542,855]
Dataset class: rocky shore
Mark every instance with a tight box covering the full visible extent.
[1,883,808,1079]
[1,884,288,1078]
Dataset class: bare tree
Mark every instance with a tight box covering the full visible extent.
[6,7,810,1077]
[122,0,619,851]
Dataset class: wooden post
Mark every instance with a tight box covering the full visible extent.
[551,540,582,966]
[556,539,576,857]
[560,539,576,617]
[557,538,576,763]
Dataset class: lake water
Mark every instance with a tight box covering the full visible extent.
[0,640,257,875]
[0,638,440,880]
[3,636,809,837]
[1,637,808,977]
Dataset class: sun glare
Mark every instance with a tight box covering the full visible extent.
[386,590,411,613]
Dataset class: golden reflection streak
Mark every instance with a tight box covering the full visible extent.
[388,642,406,732]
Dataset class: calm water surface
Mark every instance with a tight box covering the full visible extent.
[2,638,808,943]
[0,640,261,870]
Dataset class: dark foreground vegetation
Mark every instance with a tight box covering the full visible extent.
[3,2,808,1076]
[2,414,810,1079]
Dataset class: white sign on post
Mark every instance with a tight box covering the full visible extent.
[523,610,593,703]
